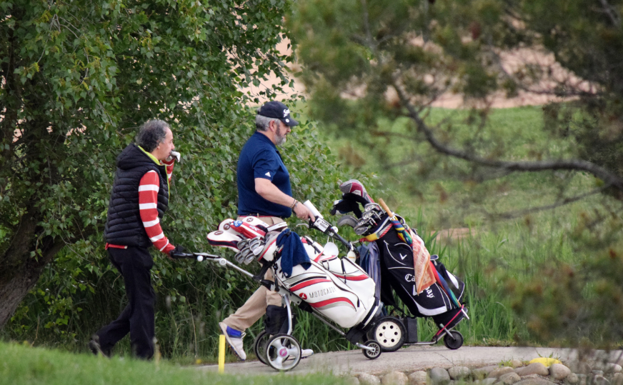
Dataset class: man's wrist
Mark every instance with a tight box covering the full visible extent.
[291,199,299,210]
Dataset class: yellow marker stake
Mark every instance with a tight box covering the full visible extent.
[218,334,226,373]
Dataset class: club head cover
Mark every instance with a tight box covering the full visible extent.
[333,179,375,218]
[330,198,363,217]
[339,179,374,204]
[206,230,242,251]
[237,217,270,234]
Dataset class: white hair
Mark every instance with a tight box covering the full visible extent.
[255,115,280,131]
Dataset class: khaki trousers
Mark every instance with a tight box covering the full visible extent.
[222,216,284,332]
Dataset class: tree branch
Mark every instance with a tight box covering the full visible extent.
[391,80,623,193]
[597,0,621,27]
[359,0,375,51]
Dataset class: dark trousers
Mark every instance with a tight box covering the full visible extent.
[96,247,155,359]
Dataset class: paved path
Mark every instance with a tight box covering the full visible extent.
[198,346,623,376]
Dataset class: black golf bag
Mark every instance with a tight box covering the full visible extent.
[361,223,466,330]
[332,179,467,331]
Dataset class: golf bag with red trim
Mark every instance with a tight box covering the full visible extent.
[207,217,381,330]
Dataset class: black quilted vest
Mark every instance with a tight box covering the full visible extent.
[104,144,169,248]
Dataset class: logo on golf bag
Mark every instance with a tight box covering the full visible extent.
[413,284,435,299]
[425,287,434,298]
[308,287,337,299]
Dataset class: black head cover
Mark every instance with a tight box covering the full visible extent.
[330,179,375,218]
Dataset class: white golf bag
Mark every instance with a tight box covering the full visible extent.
[207,216,379,329]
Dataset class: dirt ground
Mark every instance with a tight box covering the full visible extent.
[243,40,577,109]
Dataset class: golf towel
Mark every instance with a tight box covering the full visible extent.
[276,229,311,277]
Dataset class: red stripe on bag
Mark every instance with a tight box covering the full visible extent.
[332,274,369,281]
[290,278,331,292]
[310,297,355,310]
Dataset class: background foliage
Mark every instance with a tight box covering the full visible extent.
[0,0,349,358]
[288,0,623,347]
[4,0,623,361]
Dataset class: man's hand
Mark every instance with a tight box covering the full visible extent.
[168,245,185,260]
[293,201,315,221]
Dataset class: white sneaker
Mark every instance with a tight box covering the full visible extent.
[218,322,246,361]
[301,348,314,359]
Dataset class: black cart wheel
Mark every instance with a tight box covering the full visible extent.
[371,316,405,352]
[362,340,382,360]
[253,331,271,365]
[443,330,463,350]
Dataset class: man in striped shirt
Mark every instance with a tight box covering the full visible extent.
[90,119,182,359]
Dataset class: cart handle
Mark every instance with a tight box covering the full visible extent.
[172,252,255,279]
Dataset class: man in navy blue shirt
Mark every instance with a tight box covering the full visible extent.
[218,101,315,361]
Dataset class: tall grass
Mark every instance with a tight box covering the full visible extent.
[388,171,618,346]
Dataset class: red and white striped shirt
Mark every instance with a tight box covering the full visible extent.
[138,159,175,254]
[107,160,175,254]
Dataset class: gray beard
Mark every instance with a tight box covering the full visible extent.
[276,135,287,146]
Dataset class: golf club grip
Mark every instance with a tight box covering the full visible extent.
[378,198,396,220]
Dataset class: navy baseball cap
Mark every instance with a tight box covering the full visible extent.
[257,101,299,127]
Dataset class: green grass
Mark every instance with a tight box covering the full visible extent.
[0,341,345,385]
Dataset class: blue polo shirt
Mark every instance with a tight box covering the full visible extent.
[237,131,293,218]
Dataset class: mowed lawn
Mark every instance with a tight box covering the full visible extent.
[0,341,346,385]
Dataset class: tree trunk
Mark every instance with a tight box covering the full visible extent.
[0,211,65,329]
[0,261,45,328]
